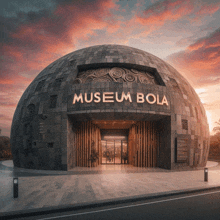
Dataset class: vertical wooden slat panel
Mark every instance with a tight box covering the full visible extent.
[88,121,90,167]
[145,122,147,167]
[143,122,145,167]
[82,122,83,167]
[132,126,134,166]
[129,127,132,166]
[147,122,150,167]
[126,121,158,168]
[75,130,77,167]
[138,124,140,167]
[86,121,88,167]
[150,122,153,167]
[144,122,145,167]
[146,121,148,167]
[136,124,138,167]
[150,121,152,167]
[82,122,84,167]
[96,127,98,166]
[76,129,78,166]
[140,122,142,167]
[78,128,80,166]
[138,122,141,167]
[77,126,79,166]
[84,122,86,166]
[99,130,101,165]
[153,122,155,167]
[154,123,156,166]
[88,122,90,166]
[154,123,157,167]
[149,122,151,167]
[152,122,154,167]
[128,127,131,165]
[82,123,84,167]
[139,122,141,167]
[87,122,89,167]
[135,125,137,167]
[75,121,101,167]
[94,126,95,167]
[149,122,150,167]
[144,123,146,167]
[91,122,94,166]
[89,121,91,167]
[142,121,144,167]
[153,122,155,166]
[79,124,81,166]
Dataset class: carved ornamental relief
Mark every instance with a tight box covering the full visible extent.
[73,67,158,85]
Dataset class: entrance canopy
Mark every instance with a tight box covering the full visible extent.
[68,112,169,127]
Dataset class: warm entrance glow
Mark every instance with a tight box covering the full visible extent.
[103,135,127,140]
[101,138,128,164]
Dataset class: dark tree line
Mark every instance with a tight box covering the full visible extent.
[0,136,12,160]
[209,119,220,160]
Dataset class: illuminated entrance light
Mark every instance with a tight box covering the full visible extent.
[103,135,127,140]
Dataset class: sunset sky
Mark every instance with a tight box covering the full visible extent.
[1,0,220,137]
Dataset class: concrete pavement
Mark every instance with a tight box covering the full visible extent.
[0,160,220,217]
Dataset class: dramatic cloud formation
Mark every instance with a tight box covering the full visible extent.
[0,0,220,136]
[1,0,119,136]
[167,27,220,87]
[135,0,220,33]
[167,26,220,131]
[1,0,118,82]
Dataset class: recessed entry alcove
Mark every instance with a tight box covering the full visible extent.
[67,114,171,169]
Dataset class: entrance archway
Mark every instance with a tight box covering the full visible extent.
[67,117,171,169]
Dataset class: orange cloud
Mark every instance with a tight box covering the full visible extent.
[196,3,220,15]
[167,28,220,87]
[135,0,220,34]
[188,30,220,51]
[187,41,205,51]
[136,0,194,26]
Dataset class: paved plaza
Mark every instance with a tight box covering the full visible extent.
[0,160,220,216]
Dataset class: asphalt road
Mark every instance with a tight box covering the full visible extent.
[7,188,220,220]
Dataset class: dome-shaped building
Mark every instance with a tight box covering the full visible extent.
[10,45,210,170]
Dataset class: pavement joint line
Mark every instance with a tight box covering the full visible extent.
[1,185,220,219]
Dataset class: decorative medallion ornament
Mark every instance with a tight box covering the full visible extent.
[73,67,158,85]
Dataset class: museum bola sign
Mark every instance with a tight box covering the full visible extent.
[73,92,169,106]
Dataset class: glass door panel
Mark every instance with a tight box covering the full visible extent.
[101,140,107,164]
[101,137,128,164]
[122,141,128,164]
[106,140,114,164]
[114,140,122,164]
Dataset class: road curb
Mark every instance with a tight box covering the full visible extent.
[1,186,220,219]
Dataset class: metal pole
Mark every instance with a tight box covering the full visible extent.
[13,178,18,198]
[204,168,208,182]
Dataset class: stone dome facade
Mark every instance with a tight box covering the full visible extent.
[10,45,210,170]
